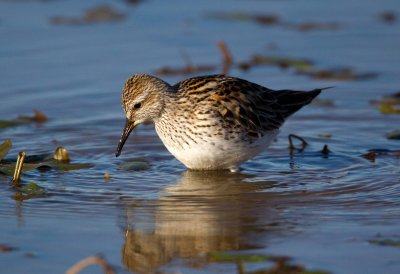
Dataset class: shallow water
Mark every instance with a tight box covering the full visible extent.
[1,0,400,273]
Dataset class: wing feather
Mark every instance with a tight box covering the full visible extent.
[174,75,322,141]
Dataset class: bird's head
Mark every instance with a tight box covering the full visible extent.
[115,74,170,157]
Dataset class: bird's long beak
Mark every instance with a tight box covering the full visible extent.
[115,119,136,157]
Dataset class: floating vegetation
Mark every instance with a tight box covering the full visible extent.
[206,12,280,26]
[13,181,48,201]
[361,151,376,162]
[124,0,144,5]
[207,11,340,34]
[241,55,377,81]
[3,149,49,201]
[311,98,335,107]
[50,4,126,25]
[318,134,333,139]
[286,22,339,32]
[0,141,94,176]
[378,104,400,114]
[206,252,330,274]
[21,182,47,196]
[12,182,47,202]
[0,110,47,129]
[296,67,378,81]
[119,159,150,171]
[386,129,400,140]
[0,244,16,252]
[156,41,234,76]
[361,148,400,162]
[1,141,94,201]
[371,91,400,114]
[11,151,26,187]
[0,139,12,161]
[155,64,215,76]
[369,238,400,248]
[208,252,277,263]
[379,11,398,24]
[155,41,376,82]
[371,91,400,104]
[238,54,314,71]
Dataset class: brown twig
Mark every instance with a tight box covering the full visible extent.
[320,144,330,156]
[65,255,115,274]
[236,260,245,274]
[288,134,308,153]
[217,40,233,74]
[12,151,26,187]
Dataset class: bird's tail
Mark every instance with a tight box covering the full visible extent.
[274,86,333,119]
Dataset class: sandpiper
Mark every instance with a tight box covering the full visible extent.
[116,74,326,171]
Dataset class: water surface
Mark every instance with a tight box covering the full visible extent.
[1,0,400,273]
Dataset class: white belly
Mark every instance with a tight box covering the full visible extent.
[155,125,278,170]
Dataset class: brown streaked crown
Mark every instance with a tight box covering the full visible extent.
[122,74,172,123]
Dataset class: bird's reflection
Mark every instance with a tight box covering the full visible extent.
[120,170,283,273]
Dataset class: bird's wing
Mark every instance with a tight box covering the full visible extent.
[174,75,321,138]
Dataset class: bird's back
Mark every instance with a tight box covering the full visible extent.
[170,74,321,140]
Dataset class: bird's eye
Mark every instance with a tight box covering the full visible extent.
[133,102,142,109]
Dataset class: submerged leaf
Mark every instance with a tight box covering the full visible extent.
[369,238,400,247]
[0,244,17,252]
[206,252,330,274]
[50,4,126,25]
[15,110,47,123]
[208,252,275,263]
[32,110,47,123]
[251,55,313,70]
[12,180,48,201]
[371,91,400,114]
[119,160,150,171]
[287,22,339,32]
[238,54,314,72]
[297,67,378,81]
[0,161,92,174]
[0,121,20,129]
[379,11,397,24]
[361,151,376,162]
[386,129,400,140]
[370,91,400,106]
[311,98,335,107]
[12,191,47,201]
[43,162,94,171]
[318,134,333,138]
[0,110,47,129]
[362,149,400,161]
[0,145,92,176]
[21,182,47,195]
[155,64,216,76]
[0,139,12,161]
[206,12,280,26]
[379,104,400,114]
[0,163,42,176]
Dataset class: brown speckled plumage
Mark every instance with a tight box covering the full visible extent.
[116,74,324,171]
